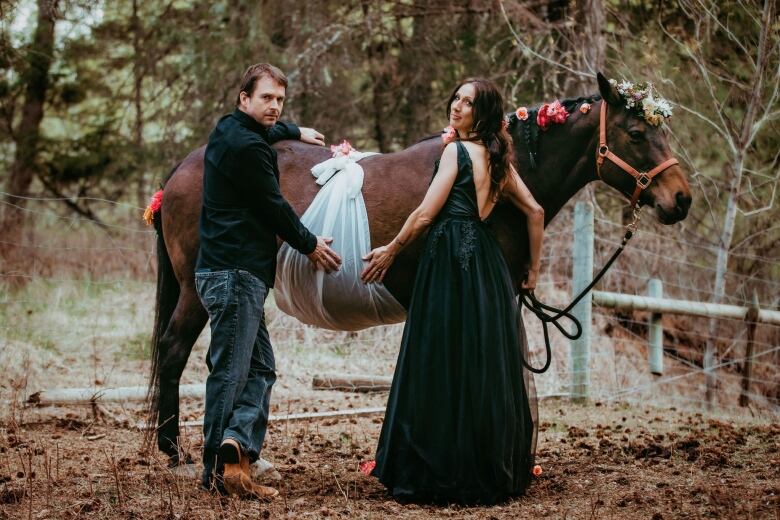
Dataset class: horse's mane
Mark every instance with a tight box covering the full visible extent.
[505,93,603,127]
[507,93,603,170]
[413,93,603,162]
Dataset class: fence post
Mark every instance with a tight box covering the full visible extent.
[739,291,760,407]
[570,201,593,401]
[648,278,664,375]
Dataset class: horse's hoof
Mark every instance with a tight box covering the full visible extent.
[250,458,281,482]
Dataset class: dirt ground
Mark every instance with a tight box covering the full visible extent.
[2,279,778,518]
[1,394,778,520]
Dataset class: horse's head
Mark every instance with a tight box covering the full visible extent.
[596,72,691,224]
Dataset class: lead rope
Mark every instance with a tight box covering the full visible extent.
[518,207,641,374]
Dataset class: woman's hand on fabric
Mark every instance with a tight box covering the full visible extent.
[361,245,396,284]
[299,127,325,146]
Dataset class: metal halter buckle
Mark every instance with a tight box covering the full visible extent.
[627,207,641,234]
[637,173,651,189]
[598,145,609,157]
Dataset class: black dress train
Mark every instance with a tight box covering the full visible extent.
[372,141,538,505]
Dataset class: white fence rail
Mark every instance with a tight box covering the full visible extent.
[568,201,776,408]
[592,291,780,325]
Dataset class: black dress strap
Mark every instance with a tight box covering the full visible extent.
[454,140,472,175]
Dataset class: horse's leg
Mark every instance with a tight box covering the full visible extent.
[156,286,207,465]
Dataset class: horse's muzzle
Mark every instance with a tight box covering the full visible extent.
[656,191,692,224]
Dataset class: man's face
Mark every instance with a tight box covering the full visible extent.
[239,75,285,128]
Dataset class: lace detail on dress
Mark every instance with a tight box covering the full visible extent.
[458,220,476,270]
[428,218,448,257]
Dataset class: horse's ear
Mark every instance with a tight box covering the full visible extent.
[597,72,621,106]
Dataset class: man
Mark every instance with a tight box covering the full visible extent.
[195,63,341,498]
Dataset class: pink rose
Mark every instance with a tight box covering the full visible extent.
[580,102,591,114]
[442,125,457,144]
[359,460,376,476]
[536,100,569,131]
[515,107,529,121]
[330,139,354,157]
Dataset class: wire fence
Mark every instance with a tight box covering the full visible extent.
[1,192,778,420]
[524,202,780,418]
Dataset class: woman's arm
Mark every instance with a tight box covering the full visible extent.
[361,143,459,284]
[503,166,545,289]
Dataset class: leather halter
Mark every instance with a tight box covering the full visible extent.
[522,100,681,373]
[596,100,679,208]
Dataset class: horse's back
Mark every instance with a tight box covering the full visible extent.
[161,137,464,306]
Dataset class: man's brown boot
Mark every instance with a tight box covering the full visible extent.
[219,439,279,501]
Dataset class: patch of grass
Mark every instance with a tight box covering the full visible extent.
[39,338,59,353]
[117,332,151,361]
[330,342,352,357]
[2,277,156,390]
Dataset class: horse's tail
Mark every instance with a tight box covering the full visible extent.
[144,168,180,450]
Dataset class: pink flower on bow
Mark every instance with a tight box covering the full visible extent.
[359,460,376,476]
[580,102,591,114]
[536,100,569,131]
[515,107,529,121]
[330,139,355,157]
[442,125,457,144]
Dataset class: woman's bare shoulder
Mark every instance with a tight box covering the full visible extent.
[459,140,486,154]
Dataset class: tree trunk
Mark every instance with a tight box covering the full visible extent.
[363,2,391,152]
[575,0,605,91]
[132,0,146,210]
[704,0,775,407]
[0,0,58,271]
[401,4,432,145]
[704,0,774,405]
[560,0,605,96]
[705,159,743,404]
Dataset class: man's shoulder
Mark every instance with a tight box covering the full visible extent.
[213,116,271,154]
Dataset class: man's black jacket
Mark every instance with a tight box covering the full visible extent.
[196,109,317,286]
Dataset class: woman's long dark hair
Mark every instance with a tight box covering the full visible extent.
[446,78,514,199]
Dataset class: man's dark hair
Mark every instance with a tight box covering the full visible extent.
[236,63,288,106]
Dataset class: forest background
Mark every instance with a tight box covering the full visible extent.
[0,0,778,407]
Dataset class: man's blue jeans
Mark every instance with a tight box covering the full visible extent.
[195,269,276,490]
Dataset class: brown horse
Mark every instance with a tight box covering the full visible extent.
[146,73,691,463]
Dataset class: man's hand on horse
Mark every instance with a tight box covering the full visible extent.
[306,236,342,272]
[299,127,325,146]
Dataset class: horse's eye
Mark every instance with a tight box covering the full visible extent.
[629,130,644,141]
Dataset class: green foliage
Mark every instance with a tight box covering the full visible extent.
[119,332,151,361]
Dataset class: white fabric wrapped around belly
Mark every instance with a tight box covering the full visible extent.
[274,151,407,331]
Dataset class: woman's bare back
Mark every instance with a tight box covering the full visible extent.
[460,141,497,221]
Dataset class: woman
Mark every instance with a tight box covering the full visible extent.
[360,78,544,505]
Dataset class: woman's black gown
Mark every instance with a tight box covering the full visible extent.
[372,141,538,505]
